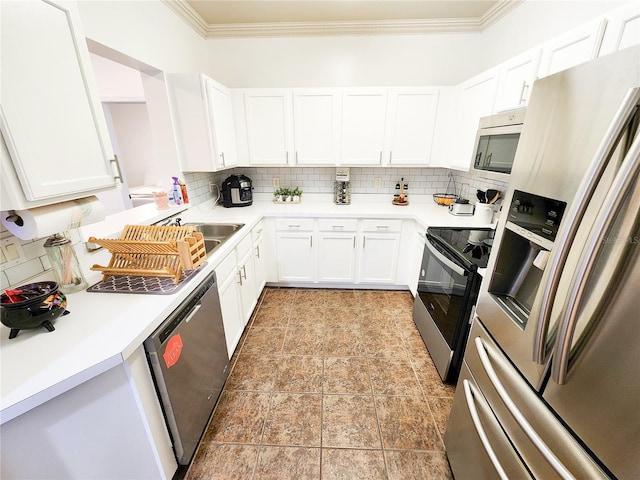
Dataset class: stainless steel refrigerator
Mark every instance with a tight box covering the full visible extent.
[445,44,640,480]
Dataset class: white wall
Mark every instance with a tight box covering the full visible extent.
[77,0,209,74]
[206,0,627,87]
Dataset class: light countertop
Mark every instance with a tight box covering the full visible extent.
[0,195,496,423]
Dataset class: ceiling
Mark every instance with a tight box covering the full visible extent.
[164,0,522,38]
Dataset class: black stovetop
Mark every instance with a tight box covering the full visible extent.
[427,227,495,269]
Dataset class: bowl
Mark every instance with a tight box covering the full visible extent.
[1,281,67,339]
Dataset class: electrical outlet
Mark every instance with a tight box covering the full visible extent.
[374,177,382,188]
[273,177,280,188]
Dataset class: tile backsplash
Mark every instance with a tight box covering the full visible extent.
[1,167,505,289]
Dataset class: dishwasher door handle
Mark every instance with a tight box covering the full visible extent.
[183,304,202,324]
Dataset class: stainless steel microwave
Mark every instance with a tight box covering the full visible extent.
[471,108,526,181]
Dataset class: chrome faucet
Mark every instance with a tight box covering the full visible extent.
[161,217,182,227]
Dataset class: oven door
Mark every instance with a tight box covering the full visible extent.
[413,234,474,381]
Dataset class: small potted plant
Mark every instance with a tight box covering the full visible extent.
[282,187,292,202]
[273,187,284,203]
[292,187,302,203]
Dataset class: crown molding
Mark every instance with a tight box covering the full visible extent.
[164,0,523,39]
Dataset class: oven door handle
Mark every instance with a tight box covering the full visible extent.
[425,238,466,276]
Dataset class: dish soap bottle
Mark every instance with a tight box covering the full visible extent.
[179,180,189,204]
[172,177,183,205]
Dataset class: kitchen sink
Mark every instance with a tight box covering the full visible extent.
[183,223,245,254]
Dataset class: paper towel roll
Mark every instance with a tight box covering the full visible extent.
[1,196,105,240]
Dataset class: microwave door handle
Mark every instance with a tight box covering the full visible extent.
[532,87,640,364]
[462,380,510,480]
[552,130,640,385]
[474,338,576,480]
[424,238,466,276]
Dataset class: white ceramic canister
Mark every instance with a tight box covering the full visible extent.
[474,204,494,224]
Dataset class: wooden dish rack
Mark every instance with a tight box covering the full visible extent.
[88,225,207,284]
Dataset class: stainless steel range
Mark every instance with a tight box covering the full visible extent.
[413,227,493,383]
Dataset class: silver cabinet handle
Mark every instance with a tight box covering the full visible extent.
[353,236,356,249]
[295,151,299,164]
[389,150,393,164]
[110,156,123,183]
[237,269,243,286]
[532,87,640,365]
[553,127,640,385]
[310,235,313,248]
[220,152,226,167]
[332,225,344,230]
[462,380,510,480]
[363,236,366,248]
[255,245,260,258]
[376,225,389,230]
[424,237,466,277]
[379,151,383,164]
[288,224,301,229]
[474,337,576,480]
[286,151,289,163]
[241,264,247,280]
[519,81,529,105]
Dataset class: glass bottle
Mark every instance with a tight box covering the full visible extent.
[44,234,88,293]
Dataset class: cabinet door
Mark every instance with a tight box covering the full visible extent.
[318,232,357,283]
[293,89,340,165]
[494,49,542,112]
[218,267,244,359]
[538,19,607,78]
[275,232,315,282]
[358,233,400,284]
[252,222,267,295]
[207,79,238,169]
[386,88,439,166]
[237,248,257,325]
[1,0,117,204]
[450,69,499,170]
[599,2,640,56]
[244,90,293,165]
[340,89,387,165]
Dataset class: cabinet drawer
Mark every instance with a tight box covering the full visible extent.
[318,218,358,232]
[215,250,238,282]
[361,219,402,232]
[275,218,315,231]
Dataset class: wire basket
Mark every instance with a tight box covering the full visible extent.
[433,172,458,206]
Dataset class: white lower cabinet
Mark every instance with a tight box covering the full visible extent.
[236,235,257,325]
[252,221,267,294]
[357,219,401,284]
[317,219,358,283]
[216,251,244,359]
[275,218,315,282]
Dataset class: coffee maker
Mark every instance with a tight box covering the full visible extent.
[221,174,253,207]
[333,167,351,205]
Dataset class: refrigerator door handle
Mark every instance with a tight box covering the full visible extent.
[462,379,510,480]
[533,87,640,364]
[552,128,640,385]
[474,337,576,480]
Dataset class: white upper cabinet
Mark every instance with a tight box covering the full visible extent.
[207,79,238,170]
[167,74,237,172]
[600,2,640,56]
[538,18,607,78]
[340,89,388,166]
[244,90,293,165]
[292,89,340,165]
[385,88,439,166]
[0,0,118,210]
[494,48,542,112]
[449,68,500,171]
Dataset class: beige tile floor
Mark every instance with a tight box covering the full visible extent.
[185,287,455,480]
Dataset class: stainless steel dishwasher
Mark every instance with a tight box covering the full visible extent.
[144,271,229,465]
